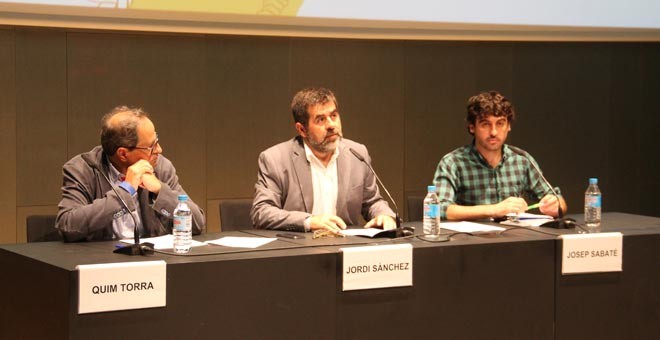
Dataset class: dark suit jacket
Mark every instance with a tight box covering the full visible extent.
[250,137,394,231]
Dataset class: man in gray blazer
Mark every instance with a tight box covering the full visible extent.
[251,87,396,233]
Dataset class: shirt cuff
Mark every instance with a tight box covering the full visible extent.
[118,181,137,196]
[303,216,312,232]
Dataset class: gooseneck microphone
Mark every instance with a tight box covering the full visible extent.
[84,156,154,255]
[508,146,575,229]
[349,148,413,237]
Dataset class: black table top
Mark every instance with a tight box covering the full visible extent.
[1,212,658,271]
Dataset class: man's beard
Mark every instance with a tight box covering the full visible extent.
[307,133,342,153]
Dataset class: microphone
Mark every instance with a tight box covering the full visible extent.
[349,148,413,237]
[507,146,575,229]
[84,156,154,255]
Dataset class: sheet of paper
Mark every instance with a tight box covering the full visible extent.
[120,234,207,250]
[505,212,553,220]
[340,228,384,237]
[500,219,552,227]
[442,221,506,234]
[206,236,276,249]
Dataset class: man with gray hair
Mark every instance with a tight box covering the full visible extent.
[56,106,205,242]
[251,87,396,234]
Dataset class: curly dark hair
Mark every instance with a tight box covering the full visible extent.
[466,91,515,135]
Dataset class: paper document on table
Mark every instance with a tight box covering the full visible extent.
[341,228,387,238]
[506,212,553,220]
[206,237,276,248]
[442,221,505,234]
[500,212,553,227]
[120,234,207,250]
[501,219,552,227]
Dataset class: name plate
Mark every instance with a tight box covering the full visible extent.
[560,232,623,275]
[341,244,412,291]
[76,261,166,314]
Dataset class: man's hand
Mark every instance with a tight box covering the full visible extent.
[491,197,528,217]
[364,215,397,230]
[309,214,347,234]
[125,160,154,190]
[539,194,560,217]
[140,173,162,194]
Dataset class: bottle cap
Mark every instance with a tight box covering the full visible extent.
[427,185,436,192]
[177,194,188,201]
[589,178,598,185]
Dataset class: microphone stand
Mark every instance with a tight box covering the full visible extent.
[349,148,413,238]
[112,208,155,256]
[508,146,575,229]
[88,160,154,255]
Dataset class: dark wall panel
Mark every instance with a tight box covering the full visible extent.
[15,28,67,207]
[640,44,660,217]
[513,43,612,214]
[206,35,291,199]
[0,28,16,243]
[291,38,405,216]
[608,44,643,214]
[474,42,515,95]
[67,32,207,211]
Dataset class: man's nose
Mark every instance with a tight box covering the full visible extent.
[327,117,337,129]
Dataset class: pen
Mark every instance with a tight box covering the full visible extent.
[526,202,540,211]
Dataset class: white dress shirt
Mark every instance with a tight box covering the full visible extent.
[303,143,339,230]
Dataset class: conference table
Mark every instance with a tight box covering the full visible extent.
[1,212,658,340]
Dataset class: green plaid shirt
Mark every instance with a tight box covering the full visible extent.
[433,143,560,220]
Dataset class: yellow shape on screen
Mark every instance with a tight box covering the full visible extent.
[130,0,305,16]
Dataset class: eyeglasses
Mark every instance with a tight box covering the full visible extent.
[129,136,160,156]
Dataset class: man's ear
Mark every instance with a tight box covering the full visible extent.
[116,147,130,162]
[295,122,307,138]
[468,124,475,135]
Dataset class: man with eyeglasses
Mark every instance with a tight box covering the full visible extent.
[56,106,205,242]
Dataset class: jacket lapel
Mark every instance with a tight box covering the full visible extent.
[291,138,314,213]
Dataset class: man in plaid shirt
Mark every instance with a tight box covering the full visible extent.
[433,91,567,221]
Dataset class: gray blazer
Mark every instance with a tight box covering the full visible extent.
[56,146,205,242]
[251,137,394,231]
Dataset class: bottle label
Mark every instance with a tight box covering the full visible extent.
[173,215,191,232]
[424,204,439,218]
[585,195,601,208]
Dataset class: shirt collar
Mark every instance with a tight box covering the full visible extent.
[469,140,511,169]
[107,161,124,183]
[501,144,514,162]
[303,142,340,168]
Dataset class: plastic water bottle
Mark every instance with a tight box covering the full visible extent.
[173,194,193,253]
[423,185,441,237]
[584,178,602,233]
